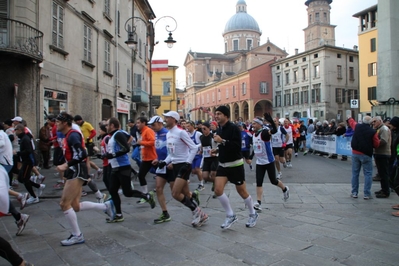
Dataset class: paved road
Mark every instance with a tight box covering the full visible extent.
[1,154,398,266]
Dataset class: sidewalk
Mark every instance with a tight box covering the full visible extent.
[2,157,399,266]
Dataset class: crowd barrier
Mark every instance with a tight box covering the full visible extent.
[306,134,353,156]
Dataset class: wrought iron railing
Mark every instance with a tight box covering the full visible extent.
[0,17,44,61]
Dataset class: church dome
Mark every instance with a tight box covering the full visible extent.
[224,0,260,34]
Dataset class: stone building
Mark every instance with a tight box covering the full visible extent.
[183,0,287,122]
[0,0,155,134]
[271,0,359,121]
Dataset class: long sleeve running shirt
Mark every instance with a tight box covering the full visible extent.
[164,125,197,164]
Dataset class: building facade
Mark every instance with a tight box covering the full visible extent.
[272,0,359,122]
[0,0,156,134]
[151,61,178,115]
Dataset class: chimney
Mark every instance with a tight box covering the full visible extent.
[295,48,299,55]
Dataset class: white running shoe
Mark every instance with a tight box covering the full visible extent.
[277,172,282,179]
[37,184,46,197]
[16,214,30,236]
[221,215,238,229]
[246,213,259,228]
[18,193,29,210]
[26,197,39,204]
[253,202,262,212]
[283,186,290,201]
[61,234,85,246]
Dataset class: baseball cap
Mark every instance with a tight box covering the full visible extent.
[11,116,23,122]
[73,115,83,121]
[384,117,391,123]
[148,116,164,125]
[128,119,135,123]
[163,111,180,121]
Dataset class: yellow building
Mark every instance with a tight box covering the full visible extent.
[151,60,178,115]
[353,5,378,114]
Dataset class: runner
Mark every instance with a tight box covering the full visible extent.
[186,121,204,191]
[271,118,288,179]
[238,123,253,170]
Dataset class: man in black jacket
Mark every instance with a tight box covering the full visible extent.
[212,106,258,229]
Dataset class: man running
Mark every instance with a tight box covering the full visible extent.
[105,117,155,223]
[55,112,115,246]
[199,122,219,195]
[186,121,204,191]
[158,111,208,227]
[251,115,290,212]
[238,123,253,170]
[212,106,259,229]
[283,118,294,168]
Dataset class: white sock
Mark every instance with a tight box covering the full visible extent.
[217,193,234,216]
[200,180,204,186]
[79,201,106,211]
[244,196,255,215]
[95,190,102,198]
[141,185,148,194]
[63,208,81,236]
[17,193,23,199]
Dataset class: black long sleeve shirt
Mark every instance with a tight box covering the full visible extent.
[216,121,242,163]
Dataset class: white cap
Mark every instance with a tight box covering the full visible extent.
[279,118,285,124]
[162,111,180,121]
[11,116,23,122]
[148,115,164,125]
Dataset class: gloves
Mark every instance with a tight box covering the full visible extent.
[157,160,167,169]
[263,112,274,125]
[177,163,192,178]
[282,143,287,148]
[104,153,114,159]
[96,154,103,159]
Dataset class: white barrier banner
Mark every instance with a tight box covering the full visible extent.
[309,134,336,154]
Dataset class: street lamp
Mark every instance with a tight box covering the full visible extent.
[124,16,177,117]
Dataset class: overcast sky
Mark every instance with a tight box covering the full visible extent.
[149,0,377,88]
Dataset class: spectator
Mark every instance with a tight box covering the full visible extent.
[38,122,52,169]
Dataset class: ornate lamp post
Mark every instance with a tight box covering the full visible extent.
[125,16,177,117]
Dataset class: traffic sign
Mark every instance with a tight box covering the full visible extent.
[350,99,359,108]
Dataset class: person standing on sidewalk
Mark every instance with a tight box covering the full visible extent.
[157,111,208,227]
[211,106,259,229]
[55,112,115,246]
[348,115,380,200]
[371,116,391,198]
[251,115,290,212]
[135,117,157,202]
[105,117,155,223]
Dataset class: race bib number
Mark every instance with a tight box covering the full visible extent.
[203,146,211,158]
[241,140,246,148]
[272,135,279,143]
[254,140,263,154]
[167,142,175,155]
[155,140,162,149]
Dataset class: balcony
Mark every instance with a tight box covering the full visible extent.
[0,18,43,62]
[152,95,161,107]
[132,89,149,105]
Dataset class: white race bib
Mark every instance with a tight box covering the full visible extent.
[241,140,246,148]
[156,166,166,174]
[167,142,175,155]
[203,146,211,158]
[254,140,263,154]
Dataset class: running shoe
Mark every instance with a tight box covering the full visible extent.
[246,212,259,228]
[96,169,103,180]
[97,193,107,204]
[147,191,156,209]
[277,172,282,180]
[18,193,29,210]
[191,207,202,226]
[53,182,64,190]
[26,197,39,204]
[81,190,87,197]
[303,150,308,155]
[30,175,37,183]
[283,186,290,201]
[295,153,298,157]
[283,162,287,168]
[61,233,85,246]
[37,175,46,184]
[136,198,147,204]
[197,184,205,191]
[221,215,238,229]
[37,184,46,197]
[253,202,262,212]
[192,190,200,206]
[287,162,292,168]
[106,215,124,223]
[154,213,172,224]
[16,214,30,236]
[104,200,115,219]
[351,193,358,199]
[193,209,209,227]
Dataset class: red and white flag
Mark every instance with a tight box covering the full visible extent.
[152,60,168,71]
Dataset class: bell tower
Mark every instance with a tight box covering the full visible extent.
[303,0,336,51]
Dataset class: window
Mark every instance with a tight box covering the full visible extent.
[315,12,319,22]
[335,88,344,103]
[309,14,312,23]
[104,0,110,17]
[368,62,377,76]
[52,2,64,49]
[293,92,299,105]
[314,53,318,58]
[127,69,131,90]
[133,73,141,89]
[226,88,229,99]
[259,82,268,94]
[293,70,298,82]
[349,67,354,80]
[83,25,92,62]
[294,60,297,65]
[115,61,119,85]
[277,66,280,70]
[370,38,376,52]
[302,68,307,81]
[218,90,221,101]
[104,41,111,72]
[224,42,227,53]
[242,82,247,95]
[233,86,236,97]
[314,65,320,78]
[285,63,289,67]
[324,12,327,21]
[233,39,238,51]
[368,87,377,100]
[117,11,120,35]
[347,89,358,104]
[275,92,282,107]
[337,54,341,58]
[349,56,354,62]
[212,92,215,102]
[247,39,252,50]
[300,89,309,104]
[162,81,170,96]
[285,72,290,85]
[284,93,291,106]
[337,65,342,79]
[311,84,321,103]
[138,38,142,58]
[276,74,281,86]
[302,57,307,62]
[207,94,209,103]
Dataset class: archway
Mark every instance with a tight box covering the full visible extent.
[242,101,249,122]
[254,100,273,118]
[232,103,239,121]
